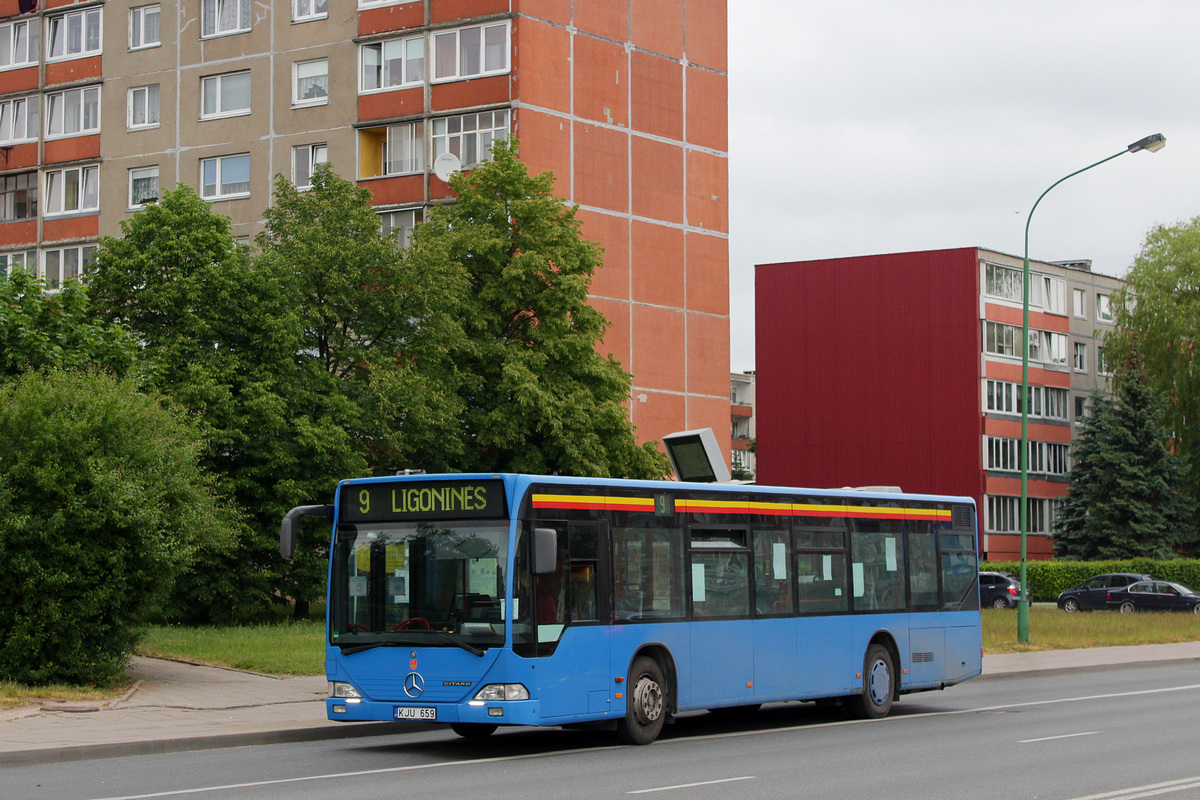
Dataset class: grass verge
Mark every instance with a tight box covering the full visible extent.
[136,621,326,676]
[983,605,1200,654]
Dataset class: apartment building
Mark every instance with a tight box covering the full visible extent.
[755,247,1122,560]
[0,0,730,456]
[730,369,754,479]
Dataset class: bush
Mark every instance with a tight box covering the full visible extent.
[0,371,240,686]
[981,558,1200,602]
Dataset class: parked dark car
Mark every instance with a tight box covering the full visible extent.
[1105,581,1200,614]
[979,571,1020,609]
[1057,573,1153,612]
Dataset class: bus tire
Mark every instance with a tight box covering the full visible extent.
[451,723,498,739]
[847,643,894,719]
[616,656,666,745]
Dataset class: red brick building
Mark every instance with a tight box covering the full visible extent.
[756,248,1121,560]
[0,0,730,458]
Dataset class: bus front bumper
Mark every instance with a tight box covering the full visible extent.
[327,697,542,726]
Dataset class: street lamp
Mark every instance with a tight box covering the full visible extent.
[1017,133,1166,644]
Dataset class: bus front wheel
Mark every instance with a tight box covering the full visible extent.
[451,723,497,739]
[616,656,666,745]
[848,643,894,719]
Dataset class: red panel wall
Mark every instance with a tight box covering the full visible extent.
[756,248,985,507]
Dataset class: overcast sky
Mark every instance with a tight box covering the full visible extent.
[727,1,1199,372]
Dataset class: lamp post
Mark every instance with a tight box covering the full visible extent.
[1017,133,1166,644]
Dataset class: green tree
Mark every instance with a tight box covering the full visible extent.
[0,370,239,686]
[0,269,137,379]
[1110,216,1200,507]
[1053,346,1196,559]
[408,141,669,478]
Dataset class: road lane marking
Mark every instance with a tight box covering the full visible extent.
[1068,776,1200,799]
[82,682,1200,800]
[628,777,755,794]
[1018,731,1098,743]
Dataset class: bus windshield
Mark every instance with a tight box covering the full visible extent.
[328,520,510,651]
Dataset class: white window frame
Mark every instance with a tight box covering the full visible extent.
[432,108,509,168]
[984,321,1017,358]
[1097,346,1111,376]
[292,143,327,190]
[46,8,102,62]
[45,85,101,139]
[0,95,39,144]
[129,4,161,50]
[128,165,159,208]
[43,164,99,216]
[984,263,1023,303]
[0,248,38,278]
[201,71,251,120]
[1,19,39,70]
[986,496,1019,534]
[200,153,251,200]
[0,171,38,222]
[41,243,97,288]
[201,0,251,38]
[986,436,1020,472]
[431,20,510,83]
[360,35,424,92]
[1096,293,1114,322]
[128,84,160,129]
[293,0,328,22]
[293,59,329,107]
[1073,342,1087,373]
[378,207,423,248]
[1072,288,1086,319]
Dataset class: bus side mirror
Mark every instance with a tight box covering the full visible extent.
[280,505,334,561]
[532,527,558,575]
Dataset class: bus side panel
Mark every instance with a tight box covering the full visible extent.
[689,621,754,709]
[795,616,855,698]
[905,615,946,689]
[945,615,983,683]
[534,626,613,722]
[752,617,797,700]
[607,622,692,712]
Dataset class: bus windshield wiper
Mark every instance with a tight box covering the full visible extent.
[338,640,405,655]
[432,631,486,657]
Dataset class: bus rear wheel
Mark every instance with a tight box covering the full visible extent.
[616,656,666,745]
[451,723,498,739]
[847,643,894,719]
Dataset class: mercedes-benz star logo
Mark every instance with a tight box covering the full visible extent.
[403,672,425,698]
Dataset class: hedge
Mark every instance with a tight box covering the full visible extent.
[980,559,1200,602]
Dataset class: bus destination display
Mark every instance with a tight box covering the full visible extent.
[340,479,507,523]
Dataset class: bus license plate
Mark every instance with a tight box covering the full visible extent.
[395,706,436,721]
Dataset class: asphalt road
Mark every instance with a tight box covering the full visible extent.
[10,662,1200,800]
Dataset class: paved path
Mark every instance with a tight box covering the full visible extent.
[3,643,1199,766]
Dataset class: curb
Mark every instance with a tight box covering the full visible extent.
[977,654,1200,682]
[0,721,418,768]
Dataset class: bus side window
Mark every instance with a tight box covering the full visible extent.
[753,528,792,615]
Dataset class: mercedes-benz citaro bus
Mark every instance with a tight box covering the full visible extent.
[281,473,982,745]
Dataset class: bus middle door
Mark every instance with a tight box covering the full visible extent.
[687,527,755,709]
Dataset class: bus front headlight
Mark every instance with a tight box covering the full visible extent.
[329,681,362,699]
[472,684,529,702]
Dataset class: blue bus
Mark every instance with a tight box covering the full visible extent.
[281,473,982,745]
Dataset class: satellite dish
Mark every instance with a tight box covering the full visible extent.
[433,152,461,183]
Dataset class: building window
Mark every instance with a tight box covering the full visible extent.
[0,248,37,278]
[1032,274,1066,315]
[379,207,423,248]
[130,5,160,49]
[986,437,1020,472]
[358,121,424,178]
[41,243,97,288]
[47,8,102,61]
[987,496,1049,535]
[984,263,1023,303]
[1097,346,1111,376]
[984,262,1065,314]
[985,379,1016,414]
[1027,330,1067,365]
[129,165,159,207]
[1074,395,1087,424]
[1,19,39,70]
[360,35,424,92]
[1096,293,1114,322]
[201,71,251,119]
[432,21,509,83]
[292,143,327,190]
[433,109,508,168]
[128,84,160,129]
[0,96,39,144]
[0,171,37,221]
[985,379,1067,422]
[293,0,327,22]
[984,321,1017,357]
[202,0,251,37]
[1073,342,1087,373]
[45,86,100,138]
[1072,288,1086,319]
[44,164,99,215]
[293,59,328,106]
[200,154,250,199]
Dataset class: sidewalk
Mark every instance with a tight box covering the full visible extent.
[4,642,1200,767]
